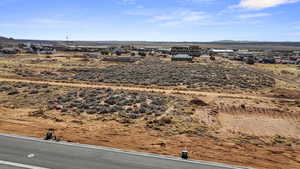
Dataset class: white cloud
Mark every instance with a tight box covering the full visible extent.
[126,7,261,27]
[151,15,174,22]
[239,13,271,18]
[182,11,208,21]
[124,8,158,16]
[119,0,136,5]
[238,0,300,9]
[286,32,300,36]
[32,19,72,24]
[125,4,266,27]
[149,9,209,26]
[161,21,183,26]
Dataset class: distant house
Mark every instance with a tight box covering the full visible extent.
[112,48,126,55]
[86,52,101,58]
[210,49,234,53]
[39,49,57,54]
[63,45,110,52]
[158,48,171,54]
[209,49,235,58]
[262,58,276,64]
[0,48,21,54]
[171,54,193,62]
[294,51,300,57]
[121,45,135,51]
[102,56,142,63]
[171,46,203,57]
[0,52,7,57]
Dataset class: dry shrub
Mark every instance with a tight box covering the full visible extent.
[190,99,208,106]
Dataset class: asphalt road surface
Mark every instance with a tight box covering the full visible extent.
[0,134,254,169]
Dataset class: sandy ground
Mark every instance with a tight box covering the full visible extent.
[218,113,300,138]
[0,77,299,169]
[0,106,300,169]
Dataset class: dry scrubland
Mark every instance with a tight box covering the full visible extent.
[0,53,300,169]
[253,63,300,83]
[11,57,275,91]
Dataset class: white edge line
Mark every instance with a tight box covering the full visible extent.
[0,160,50,169]
[0,133,255,169]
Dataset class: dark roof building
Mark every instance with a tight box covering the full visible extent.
[103,56,142,63]
[0,52,7,57]
[171,46,203,57]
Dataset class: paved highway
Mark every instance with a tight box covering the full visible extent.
[0,134,254,169]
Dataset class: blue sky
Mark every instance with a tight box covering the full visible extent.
[0,0,299,41]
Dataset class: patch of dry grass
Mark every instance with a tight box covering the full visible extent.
[254,63,300,83]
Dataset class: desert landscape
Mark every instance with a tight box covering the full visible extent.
[2,0,300,168]
[0,46,299,169]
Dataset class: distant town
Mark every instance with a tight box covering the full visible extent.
[1,36,300,65]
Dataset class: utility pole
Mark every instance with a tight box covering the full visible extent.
[66,34,71,63]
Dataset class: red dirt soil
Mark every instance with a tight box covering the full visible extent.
[0,107,300,169]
